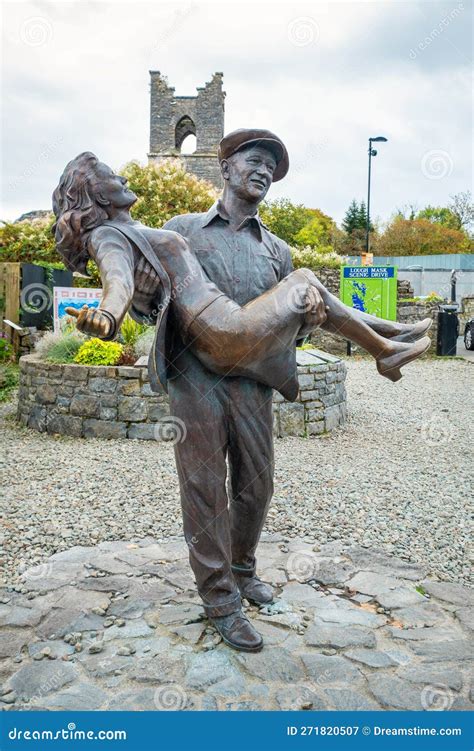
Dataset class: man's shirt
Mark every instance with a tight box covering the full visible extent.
[163,200,294,306]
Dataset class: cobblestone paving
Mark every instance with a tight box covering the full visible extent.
[1,536,472,712]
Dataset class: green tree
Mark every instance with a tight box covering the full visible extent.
[341,199,361,234]
[448,191,474,235]
[416,206,459,229]
[293,208,335,249]
[341,199,373,235]
[122,158,218,227]
[259,198,315,246]
[375,216,471,256]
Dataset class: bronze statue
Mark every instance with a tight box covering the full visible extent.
[53,132,430,652]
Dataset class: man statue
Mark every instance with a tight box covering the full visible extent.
[158,129,429,651]
[162,130,300,651]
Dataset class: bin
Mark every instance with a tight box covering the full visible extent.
[436,304,459,356]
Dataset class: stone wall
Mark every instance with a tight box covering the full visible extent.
[397,301,439,354]
[459,295,474,332]
[313,266,340,295]
[17,350,347,441]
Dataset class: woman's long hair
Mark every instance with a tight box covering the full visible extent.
[52,152,108,275]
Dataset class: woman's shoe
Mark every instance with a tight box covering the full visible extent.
[377,336,431,382]
[390,318,432,343]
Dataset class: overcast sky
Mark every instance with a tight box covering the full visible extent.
[1,0,472,226]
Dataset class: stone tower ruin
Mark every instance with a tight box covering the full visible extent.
[148,71,225,188]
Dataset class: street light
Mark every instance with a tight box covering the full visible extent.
[366,136,388,253]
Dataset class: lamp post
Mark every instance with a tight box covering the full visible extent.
[366,136,388,253]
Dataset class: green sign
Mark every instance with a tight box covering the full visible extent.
[340,266,397,321]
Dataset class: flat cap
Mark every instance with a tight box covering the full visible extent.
[218,128,289,182]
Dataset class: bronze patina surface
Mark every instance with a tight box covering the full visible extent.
[53,133,430,650]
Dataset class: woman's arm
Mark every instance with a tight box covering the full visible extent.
[74,225,137,340]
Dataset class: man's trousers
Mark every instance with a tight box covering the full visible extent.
[167,354,274,617]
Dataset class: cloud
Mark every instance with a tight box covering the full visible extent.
[1,0,471,224]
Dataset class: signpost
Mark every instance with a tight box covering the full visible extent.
[340,266,397,320]
[340,266,398,355]
[53,286,102,333]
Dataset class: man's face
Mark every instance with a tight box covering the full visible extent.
[222,145,277,203]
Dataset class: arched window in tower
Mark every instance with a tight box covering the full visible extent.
[175,116,196,154]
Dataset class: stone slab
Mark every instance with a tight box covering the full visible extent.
[305,623,376,649]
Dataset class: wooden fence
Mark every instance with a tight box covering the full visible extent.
[0,262,21,333]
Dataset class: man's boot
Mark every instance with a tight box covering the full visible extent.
[232,565,274,606]
[209,609,263,652]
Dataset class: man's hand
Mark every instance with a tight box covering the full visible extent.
[135,256,160,296]
[303,285,327,328]
[66,305,114,338]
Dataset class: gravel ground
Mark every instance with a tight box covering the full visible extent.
[1,359,472,586]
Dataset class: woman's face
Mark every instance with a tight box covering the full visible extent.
[92,162,137,209]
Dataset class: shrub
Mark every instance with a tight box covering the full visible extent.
[0,216,56,265]
[119,314,148,347]
[34,330,86,363]
[424,292,444,304]
[0,364,19,402]
[74,338,123,366]
[291,245,342,271]
[135,327,155,357]
[121,159,218,228]
[117,344,137,366]
[0,334,14,363]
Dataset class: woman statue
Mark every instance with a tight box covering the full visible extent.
[52,152,430,399]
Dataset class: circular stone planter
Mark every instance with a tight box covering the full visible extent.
[16,349,347,441]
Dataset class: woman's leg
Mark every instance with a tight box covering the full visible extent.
[310,278,431,341]
[185,268,429,385]
[308,277,429,347]
[150,234,430,387]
